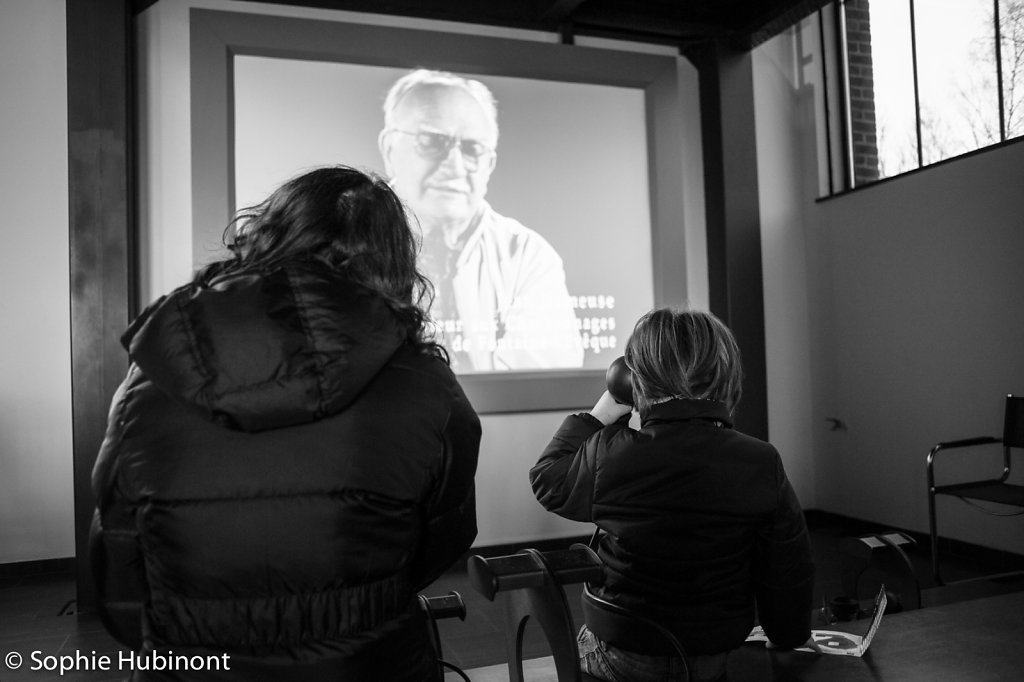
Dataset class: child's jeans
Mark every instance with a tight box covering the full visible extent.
[577,625,728,682]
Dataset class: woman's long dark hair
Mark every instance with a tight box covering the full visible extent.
[194,165,446,360]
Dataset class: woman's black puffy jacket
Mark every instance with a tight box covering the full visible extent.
[90,263,480,681]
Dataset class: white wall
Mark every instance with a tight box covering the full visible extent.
[754,22,1024,555]
[815,143,1024,553]
[0,0,75,563]
[753,23,824,508]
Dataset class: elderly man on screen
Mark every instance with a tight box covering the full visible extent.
[378,68,583,372]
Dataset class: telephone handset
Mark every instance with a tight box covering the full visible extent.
[605,356,634,406]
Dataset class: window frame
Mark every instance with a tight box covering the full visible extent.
[827,0,1023,192]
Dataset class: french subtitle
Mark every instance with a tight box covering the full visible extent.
[576,315,616,332]
[581,332,618,353]
[3,649,231,675]
[571,294,615,311]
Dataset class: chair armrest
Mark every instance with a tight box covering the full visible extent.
[936,436,1001,450]
[928,436,1000,467]
[927,436,1004,489]
[418,591,466,621]
[467,545,602,601]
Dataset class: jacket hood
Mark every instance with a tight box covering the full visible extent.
[122,263,405,433]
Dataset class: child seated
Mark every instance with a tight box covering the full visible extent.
[530,308,814,682]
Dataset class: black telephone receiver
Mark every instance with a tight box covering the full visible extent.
[605,356,634,406]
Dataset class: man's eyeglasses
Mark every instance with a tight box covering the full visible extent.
[390,129,494,169]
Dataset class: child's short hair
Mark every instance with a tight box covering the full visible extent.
[624,308,743,414]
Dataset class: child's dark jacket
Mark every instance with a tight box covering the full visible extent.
[531,398,814,655]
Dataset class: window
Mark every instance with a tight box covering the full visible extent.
[838,0,1024,187]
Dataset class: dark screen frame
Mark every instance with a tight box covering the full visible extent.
[189,8,694,413]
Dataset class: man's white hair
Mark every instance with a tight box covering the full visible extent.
[382,68,499,140]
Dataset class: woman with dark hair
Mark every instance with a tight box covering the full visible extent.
[90,166,480,681]
[531,308,814,682]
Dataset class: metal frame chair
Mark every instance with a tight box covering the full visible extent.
[580,528,690,679]
[467,544,604,682]
[579,584,690,680]
[926,394,1024,584]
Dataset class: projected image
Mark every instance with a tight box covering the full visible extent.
[233,59,655,374]
[378,70,581,372]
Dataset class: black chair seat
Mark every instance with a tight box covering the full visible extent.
[934,481,1024,506]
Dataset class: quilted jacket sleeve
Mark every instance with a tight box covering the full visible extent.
[529,412,611,522]
[89,366,148,650]
[752,451,815,649]
[411,377,481,591]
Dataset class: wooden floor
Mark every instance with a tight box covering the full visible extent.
[2,513,1023,681]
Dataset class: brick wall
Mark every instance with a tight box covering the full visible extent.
[845,0,880,184]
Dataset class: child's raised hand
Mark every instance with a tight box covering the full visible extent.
[590,390,633,425]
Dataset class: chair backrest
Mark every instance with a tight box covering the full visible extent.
[1004,394,1024,448]
[580,584,689,660]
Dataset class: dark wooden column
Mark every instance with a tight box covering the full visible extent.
[67,0,135,610]
[686,42,768,440]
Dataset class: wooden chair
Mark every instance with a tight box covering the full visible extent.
[927,394,1024,584]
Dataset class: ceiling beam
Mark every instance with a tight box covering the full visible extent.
[744,0,833,48]
[538,0,589,24]
[570,5,734,45]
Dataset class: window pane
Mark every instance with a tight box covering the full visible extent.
[1001,0,1024,140]
[915,0,1001,165]
[865,0,917,178]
